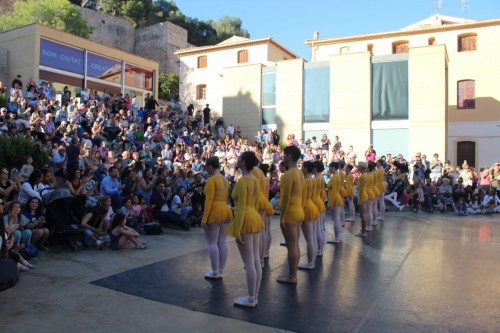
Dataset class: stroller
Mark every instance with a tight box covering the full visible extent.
[42,189,87,251]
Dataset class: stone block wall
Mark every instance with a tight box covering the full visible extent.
[79,7,136,53]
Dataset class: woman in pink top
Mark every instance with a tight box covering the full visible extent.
[478,167,492,194]
[365,145,376,163]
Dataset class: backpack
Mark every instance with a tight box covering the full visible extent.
[143,222,163,235]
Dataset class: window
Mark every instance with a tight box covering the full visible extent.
[458,33,477,52]
[237,50,248,64]
[457,80,475,109]
[392,41,409,54]
[197,56,207,69]
[303,66,330,123]
[340,46,350,54]
[196,84,206,100]
[262,72,276,125]
[367,44,373,54]
[428,37,435,45]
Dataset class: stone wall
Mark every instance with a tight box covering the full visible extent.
[77,7,190,75]
[135,22,190,75]
[79,7,136,53]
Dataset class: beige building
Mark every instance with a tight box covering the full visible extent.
[304,14,500,168]
[175,35,299,130]
[0,24,159,104]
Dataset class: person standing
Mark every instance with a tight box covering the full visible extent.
[202,157,233,280]
[277,145,305,284]
[225,151,263,307]
[203,104,211,129]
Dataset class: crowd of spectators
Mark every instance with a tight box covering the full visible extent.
[0,74,499,284]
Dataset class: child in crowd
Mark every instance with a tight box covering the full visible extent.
[109,212,147,250]
[433,198,444,213]
[270,191,281,215]
[19,156,34,183]
[455,197,468,216]
[468,193,483,215]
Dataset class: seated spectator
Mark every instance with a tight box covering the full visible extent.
[83,168,99,208]
[22,197,49,250]
[439,178,455,212]
[455,197,468,216]
[0,198,20,290]
[468,193,483,215]
[150,181,188,230]
[19,156,34,183]
[0,167,21,203]
[171,186,193,222]
[433,198,444,212]
[100,166,123,211]
[81,196,112,249]
[482,188,500,214]
[270,191,281,215]
[109,212,146,250]
[3,201,32,250]
[18,169,43,205]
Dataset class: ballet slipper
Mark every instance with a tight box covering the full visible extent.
[276,276,297,284]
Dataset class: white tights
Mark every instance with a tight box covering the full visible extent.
[377,194,386,220]
[331,206,341,240]
[385,193,402,207]
[237,232,262,299]
[301,220,318,265]
[316,212,326,255]
[204,222,229,273]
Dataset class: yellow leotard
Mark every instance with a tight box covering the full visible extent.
[339,171,347,197]
[345,173,354,197]
[280,168,306,223]
[251,167,274,216]
[313,176,326,213]
[202,175,233,224]
[327,174,343,207]
[225,175,264,238]
[304,178,320,221]
[377,169,387,194]
[357,173,369,203]
[365,172,376,200]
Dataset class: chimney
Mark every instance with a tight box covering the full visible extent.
[313,31,319,40]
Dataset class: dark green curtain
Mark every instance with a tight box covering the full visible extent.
[372,61,408,120]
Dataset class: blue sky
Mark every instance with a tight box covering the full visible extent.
[174,0,499,59]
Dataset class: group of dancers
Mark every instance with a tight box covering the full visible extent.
[199,147,388,307]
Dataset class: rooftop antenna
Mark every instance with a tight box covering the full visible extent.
[434,0,442,14]
[461,0,470,21]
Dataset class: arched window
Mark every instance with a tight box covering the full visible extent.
[458,33,477,52]
[457,80,475,109]
[392,41,409,54]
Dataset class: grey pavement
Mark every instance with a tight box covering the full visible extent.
[1,210,499,333]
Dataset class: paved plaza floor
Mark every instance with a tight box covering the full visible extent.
[1,210,499,333]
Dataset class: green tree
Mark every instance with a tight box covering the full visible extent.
[158,73,179,99]
[0,0,93,38]
[211,16,250,42]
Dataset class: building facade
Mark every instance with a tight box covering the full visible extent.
[175,36,299,126]
[222,15,499,168]
[0,24,159,105]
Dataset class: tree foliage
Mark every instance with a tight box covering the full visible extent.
[158,73,179,99]
[0,0,93,38]
[97,0,249,45]
[0,136,50,171]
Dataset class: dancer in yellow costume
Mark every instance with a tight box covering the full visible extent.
[344,164,356,222]
[313,161,327,256]
[225,151,264,307]
[356,162,369,237]
[202,156,233,280]
[277,145,305,284]
[376,160,387,221]
[367,163,378,230]
[251,165,273,266]
[327,162,343,244]
[298,161,320,270]
[339,163,347,226]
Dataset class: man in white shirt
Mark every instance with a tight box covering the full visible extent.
[482,188,500,213]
